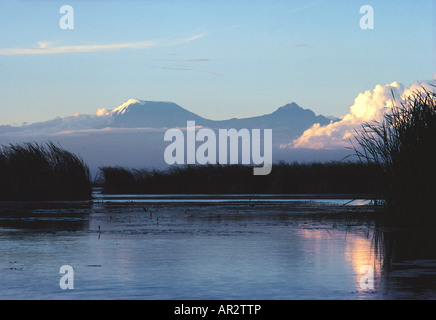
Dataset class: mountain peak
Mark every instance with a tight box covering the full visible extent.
[274,102,316,117]
[110,99,144,116]
[279,101,302,110]
[107,99,208,128]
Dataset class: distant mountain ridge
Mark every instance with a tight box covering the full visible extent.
[0,99,335,140]
[0,99,347,174]
[214,102,333,130]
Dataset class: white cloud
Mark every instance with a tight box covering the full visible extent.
[176,33,206,44]
[0,34,205,56]
[96,108,110,117]
[290,78,436,150]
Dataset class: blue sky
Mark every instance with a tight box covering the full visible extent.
[0,0,434,125]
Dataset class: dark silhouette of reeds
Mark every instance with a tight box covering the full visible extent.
[353,86,436,227]
[100,161,383,195]
[0,142,92,201]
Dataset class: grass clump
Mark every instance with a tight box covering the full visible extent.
[0,142,92,201]
[354,86,436,227]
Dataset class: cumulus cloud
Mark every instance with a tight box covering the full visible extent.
[96,108,110,117]
[290,78,436,150]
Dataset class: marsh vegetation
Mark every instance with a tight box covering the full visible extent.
[354,87,436,227]
[99,161,383,195]
[0,142,92,201]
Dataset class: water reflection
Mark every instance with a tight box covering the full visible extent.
[0,202,92,234]
[1,198,436,299]
[375,228,436,299]
[298,228,382,297]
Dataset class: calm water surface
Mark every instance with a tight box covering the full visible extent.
[0,193,435,300]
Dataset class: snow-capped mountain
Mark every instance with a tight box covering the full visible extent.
[105,99,334,135]
[0,99,345,174]
[109,99,211,128]
[0,99,333,138]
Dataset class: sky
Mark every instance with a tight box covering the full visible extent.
[0,0,434,126]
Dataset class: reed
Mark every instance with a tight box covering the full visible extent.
[353,86,436,227]
[99,161,382,195]
[0,142,92,201]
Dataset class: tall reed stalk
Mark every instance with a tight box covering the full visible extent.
[353,86,436,227]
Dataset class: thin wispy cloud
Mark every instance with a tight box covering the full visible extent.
[199,70,221,76]
[151,53,217,76]
[293,44,309,48]
[156,66,220,76]
[0,34,206,56]
[180,34,205,42]
[151,58,209,62]
[160,67,193,71]
[0,41,158,55]
[288,0,324,15]
[151,58,178,62]
[186,58,210,62]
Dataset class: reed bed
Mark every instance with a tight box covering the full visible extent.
[353,86,436,227]
[100,161,383,195]
[0,142,92,201]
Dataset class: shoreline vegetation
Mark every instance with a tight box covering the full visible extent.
[99,162,382,196]
[354,87,436,227]
[0,141,384,201]
[0,142,92,201]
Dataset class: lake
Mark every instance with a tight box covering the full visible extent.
[1,190,436,300]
